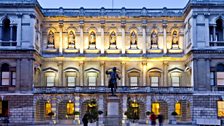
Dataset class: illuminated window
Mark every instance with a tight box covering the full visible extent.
[45,102,52,115]
[172,76,180,87]
[152,103,160,115]
[175,102,181,115]
[67,101,74,115]
[0,101,8,116]
[217,101,224,117]
[130,77,138,87]
[67,77,76,87]
[217,72,224,86]
[47,76,55,87]
[151,77,159,87]
[0,101,2,114]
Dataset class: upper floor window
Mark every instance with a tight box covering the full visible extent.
[171,75,180,87]
[169,68,183,87]
[87,72,97,87]
[216,64,224,86]
[66,71,77,87]
[1,63,16,86]
[128,70,140,87]
[148,69,162,87]
[45,72,56,87]
[1,17,17,46]
[210,18,224,42]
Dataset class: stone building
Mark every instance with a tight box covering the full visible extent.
[0,0,223,125]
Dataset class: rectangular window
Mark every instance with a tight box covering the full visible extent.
[151,77,159,87]
[172,76,180,87]
[2,72,10,85]
[12,72,16,86]
[67,102,74,115]
[47,76,55,87]
[67,77,76,87]
[152,103,160,115]
[217,101,224,117]
[130,77,138,87]
[210,72,215,86]
[175,102,181,115]
[217,72,224,86]
[45,102,52,115]
[89,76,96,86]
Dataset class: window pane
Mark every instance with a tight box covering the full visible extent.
[172,76,180,87]
[89,76,96,86]
[151,77,159,87]
[47,76,54,87]
[2,79,10,85]
[68,77,75,87]
[217,101,224,117]
[130,77,138,86]
[2,72,10,78]
[217,72,224,86]
[67,102,74,115]
[12,72,16,86]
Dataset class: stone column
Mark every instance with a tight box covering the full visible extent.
[121,62,126,86]
[163,62,168,87]
[101,25,105,54]
[30,14,36,48]
[100,61,105,86]
[74,95,80,123]
[142,25,147,54]
[142,62,147,86]
[51,96,58,124]
[79,62,84,86]
[192,14,197,47]
[168,96,175,123]
[146,95,151,124]
[163,22,167,54]
[121,25,126,54]
[80,25,84,54]
[212,25,216,42]
[59,23,63,55]
[16,59,21,91]
[57,62,63,87]
[16,14,22,47]
[10,24,13,42]
[98,95,104,124]
[205,15,210,47]
[122,95,127,121]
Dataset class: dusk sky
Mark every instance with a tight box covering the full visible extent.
[38,0,189,8]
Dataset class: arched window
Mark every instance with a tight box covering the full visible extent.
[1,63,16,86]
[68,31,76,48]
[47,30,55,48]
[67,100,75,115]
[175,102,181,115]
[216,18,223,41]
[2,18,10,41]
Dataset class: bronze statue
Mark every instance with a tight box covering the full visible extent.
[106,67,120,96]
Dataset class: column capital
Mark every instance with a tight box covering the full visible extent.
[121,62,126,65]
[79,61,84,66]
[142,62,147,66]
[59,20,64,28]
[100,61,105,66]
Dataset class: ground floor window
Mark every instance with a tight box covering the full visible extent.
[45,102,52,115]
[67,101,74,115]
[0,101,8,117]
[175,102,181,115]
[217,101,224,117]
[152,102,160,115]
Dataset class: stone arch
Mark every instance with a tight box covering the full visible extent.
[174,96,192,121]
[0,15,12,24]
[46,26,57,33]
[86,26,98,33]
[80,97,99,118]
[211,15,224,25]
[35,98,52,121]
[66,26,77,33]
[151,98,169,119]
[129,96,146,119]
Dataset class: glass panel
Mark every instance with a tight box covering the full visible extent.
[67,102,74,115]
[12,72,16,86]
[68,77,75,87]
[172,76,180,87]
[45,102,52,115]
[89,76,96,86]
[217,72,224,86]
[2,79,10,85]
[210,72,214,86]
[130,77,138,86]
[175,102,181,115]
[151,77,159,87]
[152,103,160,115]
[47,76,54,87]
[217,101,224,117]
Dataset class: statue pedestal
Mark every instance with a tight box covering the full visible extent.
[105,96,120,126]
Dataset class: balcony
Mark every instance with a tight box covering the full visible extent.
[210,41,224,47]
[33,86,193,94]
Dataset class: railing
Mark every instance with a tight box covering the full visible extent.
[0,86,16,92]
[210,41,224,47]
[0,41,17,46]
[34,86,193,94]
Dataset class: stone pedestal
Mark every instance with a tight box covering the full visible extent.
[105,96,120,126]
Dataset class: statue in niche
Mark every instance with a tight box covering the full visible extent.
[172,30,179,46]
[151,31,158,48]
[130,31,137,45]
[106,67,120,96]
[89,31,96,45]
[110,31,116,45]
[68,31,75,46]
[47,30,55,48]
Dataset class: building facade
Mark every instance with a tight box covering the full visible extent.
[0,0,224,125]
